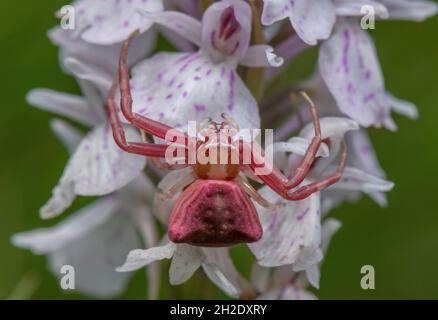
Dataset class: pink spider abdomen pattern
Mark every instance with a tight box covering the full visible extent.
[168,179,263,247]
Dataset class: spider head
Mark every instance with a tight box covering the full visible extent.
[194,115,241,180]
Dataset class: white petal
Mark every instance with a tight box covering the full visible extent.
[13,197,139,297]
[201,248,247,298]
[321,189,362,213]
[126,204,161,299]
[75,0,163,45]
[117,242,176,272]
[258,285,317,300]
[299,117,359,141]
[304,265,320,289]
[49,27,154,78]
[41,124,146,218]
[169,245,203,285]
[26,88,98,127]
[121,52,260,132]
[321,218,342,253]
[274,138,329,158]
[387,92,419,119]
[380,0,438,21]
[319,19,390,127]
[293,248,323,272]
[140,10,202,46]
[334,0,389,18]
[250,264,271,292]
[64,58,113,96]
[303,218,342,288]
[330,166,395,193]
[262,0,336,45]
[13,197,119,253]
[241,45,284,67]
[249,186,322,267]
[50,119,84,154]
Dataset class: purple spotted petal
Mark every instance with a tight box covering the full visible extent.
[40,123,146,219]
[201,0,252,64]
[74,0,163,45]
[248,186,321,267]
[261,0,336,45]
[319,19,391,128]
[118,52,260,132]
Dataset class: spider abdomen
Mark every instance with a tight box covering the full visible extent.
[169,180,262,247]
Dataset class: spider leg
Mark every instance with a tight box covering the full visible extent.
[284,141,347,201]
[236,176,280,210]
[107,80,170,157]
[247,140,347,201]
[246,92,322,192]
[140,130,188,170]
[284,91,322,189]
[118,31,188,144]
[149,157,189,170]
[159,171,197,201]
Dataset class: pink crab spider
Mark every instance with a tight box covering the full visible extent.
[107,32,347,248]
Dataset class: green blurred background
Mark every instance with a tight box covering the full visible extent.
[1,1,437,300]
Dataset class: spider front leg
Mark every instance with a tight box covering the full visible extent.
[248,140,347,201]
[118,31,187,144]
[107,80,170,158]
[107,30,189,160]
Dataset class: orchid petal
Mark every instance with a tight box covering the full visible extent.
[330,166,395,193]
[117,242,176,272]
[261,0,336,45]
[241,45,284,68]
[201,0,252,63]
[169,245,203,285]
[274,138,330,158]
[41,124,146,219]
[121,52,260,132]
[140,11,202,46]
[250,264,271,292]
[201,248,247,298]
[249,186,321,267]
[49,27,154,77]
[387,92,419,119]
[27,88,99,127]
[380,0,438,21]
[64,58,113,96]
[334,0,389,18]
[50,119,84,153]
[319,19,390,127]
[13,197,140,297]
[304,218,342,288]
[257,285,317,300]
[74,0,163,45]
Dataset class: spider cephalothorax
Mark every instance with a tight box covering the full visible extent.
[107,33,347,247]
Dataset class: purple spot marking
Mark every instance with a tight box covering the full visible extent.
[363,93,375,104]
[296,208,310,221]
[342,29,351,74]
[193,103,206,112]
[227,70,235,111]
